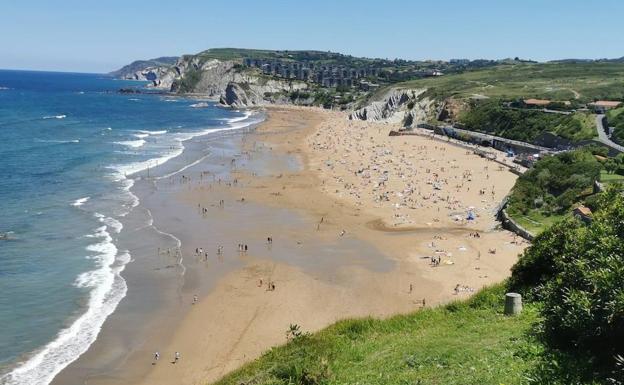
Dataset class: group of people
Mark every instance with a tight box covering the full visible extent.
[308,120,510,230]
[152,351,180,365]
[258,279,277,291]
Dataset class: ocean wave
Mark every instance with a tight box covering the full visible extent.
[190,102,209,108]
[133,133,149,139]
[114,140,145,148]
[2,222,130,385]
[222,111,253,123]
[72,197,90,207]
[95,213,123,234]
[35,139,80,144]
[111,144,184,177]
[111,111,261,178]
[0,86,10,90]
[137,129,167,135]
[43,115,66,120]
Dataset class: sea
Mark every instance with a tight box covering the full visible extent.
[0,70,261,385]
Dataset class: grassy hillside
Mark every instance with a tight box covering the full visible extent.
[214,285,548,385]
[398,62,624,102]
[506,149,603,234]
[192,48,401,68]
[459,101,597,143]
[213,283,611,385]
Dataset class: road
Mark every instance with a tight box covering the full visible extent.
[595,114,624,153]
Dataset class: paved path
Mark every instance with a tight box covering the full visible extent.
[595,114,624,153]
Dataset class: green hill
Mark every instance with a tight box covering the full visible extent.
[397,62,624,102]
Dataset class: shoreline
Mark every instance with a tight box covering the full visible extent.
[52,106,526,385]
[44,110,265,385]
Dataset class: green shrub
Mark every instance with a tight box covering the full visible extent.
[459,101,595,143]
[507,149,602,216]
[510,188,624,357]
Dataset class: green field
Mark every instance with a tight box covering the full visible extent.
[213,284,603,385]
[396,62,624,103]
[509,210,566,235]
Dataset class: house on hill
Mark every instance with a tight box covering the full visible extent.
[573,205,593,224]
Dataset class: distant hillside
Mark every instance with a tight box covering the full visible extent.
[109,56,178,78]
[395,61,624,102]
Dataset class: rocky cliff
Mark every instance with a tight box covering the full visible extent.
[116,55,308,108]
[110,57,178,79]
[349,88,436,128]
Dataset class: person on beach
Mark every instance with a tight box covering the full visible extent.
[153,351,160,364]
[193,295,198,305]
[173,351,180,364]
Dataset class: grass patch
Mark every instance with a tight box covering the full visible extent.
[396,62,624,102]
[508,210,566,235]
[600,169,624,183]
[213,284,580,385]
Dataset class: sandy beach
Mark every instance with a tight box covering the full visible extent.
[56,106,526,385]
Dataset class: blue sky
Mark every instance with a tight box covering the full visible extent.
[1,0,623,73]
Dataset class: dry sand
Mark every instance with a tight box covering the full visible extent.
[132,106,527,385]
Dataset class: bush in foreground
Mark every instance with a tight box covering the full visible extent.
[510,188,624,360]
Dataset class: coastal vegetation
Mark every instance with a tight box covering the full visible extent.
[458,100,596,143]
[509,188,624,381]
[505,148,603,233]
[213,192,624,385]
[176,67,202,93]
[607,107,624,145]
[400,62,624,102]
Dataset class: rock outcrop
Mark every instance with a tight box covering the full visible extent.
[219,83,256,108]
[349,88,435,127]
[114,55,308,108]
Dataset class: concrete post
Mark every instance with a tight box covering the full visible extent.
[504,293,522,316]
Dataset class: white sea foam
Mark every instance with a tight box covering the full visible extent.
[95,213,123,234]
[35,139,80,144]
[157,152,212,180]
[138,129,167,135]
[190,102,209,108]
[133,133,149,139]
[72,197,90,207]
[0,86,10,90]
[114,140,145,148]
[2,219,130,385]
[3,109,263,385]
[43,115,66,120]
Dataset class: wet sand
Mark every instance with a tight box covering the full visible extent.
[54,107,526,385]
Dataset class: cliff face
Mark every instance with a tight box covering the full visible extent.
[349,88,436,128]
[110,57,178,79]
[122,56,308,108]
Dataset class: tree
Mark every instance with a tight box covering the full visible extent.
[510,188,624,358]
[605,158,619,174]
